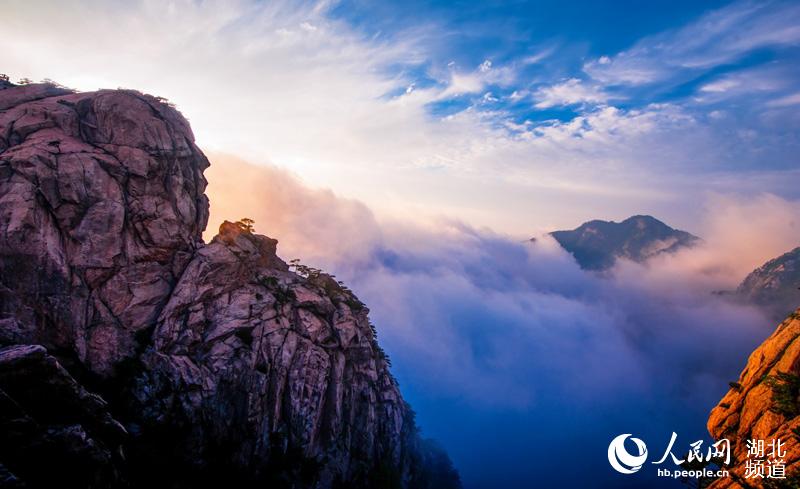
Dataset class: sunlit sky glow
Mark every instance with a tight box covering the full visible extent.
[5,3,800,488]
[3,0,799,235]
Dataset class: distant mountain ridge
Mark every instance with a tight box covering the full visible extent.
[737,246,800,321]
[549,215,699,270]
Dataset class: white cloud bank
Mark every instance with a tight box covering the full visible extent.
[2,0,798,235]
[204,154,800,486]
[205,154,800,403]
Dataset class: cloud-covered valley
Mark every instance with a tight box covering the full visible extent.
[2,1,799,487]
[206,154,800,488]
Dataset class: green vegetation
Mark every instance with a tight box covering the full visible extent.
[236,217,255,233]
[366,319,392,367]
[40,78,66,88]
[765,371,800,418]
[258,275,280,289]
[154,95,177,108]
[289,258,323,279]
[273,286,296,305]
[288,258,365,311]
[336,279,365,310]
[288,258,391,367]
[257,275,295,309]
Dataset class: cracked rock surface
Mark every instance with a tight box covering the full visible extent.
[0,82,208,377]
[708,309,800,488]
[0,82,459,489]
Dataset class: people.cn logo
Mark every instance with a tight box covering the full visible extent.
[608,434,648,474]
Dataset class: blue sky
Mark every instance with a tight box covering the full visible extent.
[3,1,800,487]
[4,0,799,234]
[332,0,738,109]
[339,0,800,182]
[329,0,800,154]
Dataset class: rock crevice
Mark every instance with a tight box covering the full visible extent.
[0,82,459,489]
[708,309,800,488]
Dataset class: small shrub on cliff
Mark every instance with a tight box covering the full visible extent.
[288,259,367,311]
[345,296,365,311]
[154,95,177,108]
[765,371,800,418]
[236,217,255,233]
[258,275,280,289]
[273,285,296,306]
[40,78,64,88]
[257,275,296,309]
[291,261,322,279]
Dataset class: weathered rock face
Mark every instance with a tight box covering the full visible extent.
[708,309,800,488]
[0,81,459,488]
[127,220,430,487]
[0,82,208,376]
[0,344,127,488]
[737,247,800,323]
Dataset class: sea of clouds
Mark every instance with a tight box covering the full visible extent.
[205,154,800,488]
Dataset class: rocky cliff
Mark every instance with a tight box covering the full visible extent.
[737,247,800,323]
[549,215,698,271]
[708,309,800,488]
[0,81,459,489]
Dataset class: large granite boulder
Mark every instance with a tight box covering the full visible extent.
[0,82,208,377]
[0,81,459,489]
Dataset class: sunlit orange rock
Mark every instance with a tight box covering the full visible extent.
[708,309,800,488]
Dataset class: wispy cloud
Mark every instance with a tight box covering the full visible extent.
[533,78,614,108]
[521,46,556,65]
[767,91,800,107]
[697,62,797,101]
[2,0,798,235]
[584,1,800,86]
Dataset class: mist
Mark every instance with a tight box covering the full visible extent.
[205,154,799,488]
